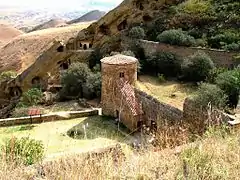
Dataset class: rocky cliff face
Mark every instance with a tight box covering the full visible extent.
[72,0,184,46]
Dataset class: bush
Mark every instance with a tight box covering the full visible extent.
[121,50,135,57]
[0,71,17,82]
[2,137,44,165]
[147,52,182,77]
[223,42,240,51]
[11,107,29,118]
[157,29,196,47]
[60,63,91,98]
[84,72,102,98]
[215,70,240,108]
[17,88,43,108]
[182,51,215,82]
[206,67,228,83]
[193,83,227,109]
[61,62,102,99]
[129,26,146,39]
[157,74,166,83]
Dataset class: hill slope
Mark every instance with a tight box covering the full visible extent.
[68,10,106,24]
[0,23,23,47]
[76,0,240,51]
[28,18,67,32]
[0,22,92,73]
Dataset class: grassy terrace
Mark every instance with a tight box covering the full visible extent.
[137,75,196,110]
[0,116,126,157]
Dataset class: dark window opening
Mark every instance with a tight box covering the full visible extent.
[99,24,110,35]
[32,76,41,85]
[137,121,143,129]
[79,43,82,47]
[117,20,128,31]
[83,44,87,50]
[89,43,93,48]
[116,110,119,118]
[60,60,71,70]
[136,2,144,10]
[9,86,22,98]
[57,46,64,52]
[143,15,153,22]
[120,72,125,78]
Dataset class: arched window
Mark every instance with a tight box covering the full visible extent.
[83,44,87,50]
[57,46,64,52]
[32,76,41,87]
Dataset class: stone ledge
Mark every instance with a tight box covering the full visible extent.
[0,109,100,127]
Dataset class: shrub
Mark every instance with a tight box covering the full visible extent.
[182,51,214,82]
[147,52,182,77]
[0,71,17,82]
[157,74,166,83]
[223,42,240,51]
[157,29,196,47]
[84,72,102,98]
[17,88,43,107]
[11,107,29,118]
[215,70,240,108]
[193,83,227,109]
[129,26,146,39]
[2,137,44,165]
[206,67,228,83]
[60,63,91,98]
[121,50,135,57]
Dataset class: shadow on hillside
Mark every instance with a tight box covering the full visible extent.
[67,116,130,142]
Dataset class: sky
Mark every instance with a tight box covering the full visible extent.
[0,0,123,11]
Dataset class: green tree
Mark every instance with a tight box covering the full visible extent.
[215,70,240,108]
[17,88,43,107]
[182,51,214,82]
[60,63,91,98]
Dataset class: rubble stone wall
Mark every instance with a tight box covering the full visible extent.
[135,89,183,126]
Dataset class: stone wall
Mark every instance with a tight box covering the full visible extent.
[135,89,183,127]
[139,40,239,68]
[0,109,99,127]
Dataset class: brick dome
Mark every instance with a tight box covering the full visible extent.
[100,54,138,65]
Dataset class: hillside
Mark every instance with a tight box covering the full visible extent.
[68,10,106,24]
[0,23,23,47]
[76,0,240,52]
[0,22,92,73]
[28,18,67,32]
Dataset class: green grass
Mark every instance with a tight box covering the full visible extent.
[0,116,126,157]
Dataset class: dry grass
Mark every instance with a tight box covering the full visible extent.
[136,75,196,110]
[0,125,239,180]
[0,22,92,73]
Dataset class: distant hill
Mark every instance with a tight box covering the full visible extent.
[68,10,106,24]
[0,23,23,47]
[28,18,67,32]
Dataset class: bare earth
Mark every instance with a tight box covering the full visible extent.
[0,22,92,73]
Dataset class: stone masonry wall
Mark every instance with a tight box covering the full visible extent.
[135,89,183,127]
[139,40,239,68]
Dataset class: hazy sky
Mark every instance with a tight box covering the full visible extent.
[0,0,123,11]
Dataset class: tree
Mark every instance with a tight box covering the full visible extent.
[60,63,91,98]
[147,52,182,77]
[182,51,214,82]
[129,26,146,39]
[215,70,240,108]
